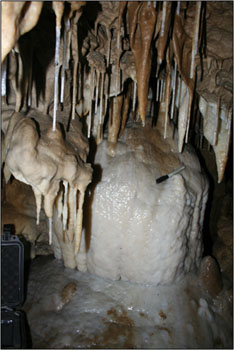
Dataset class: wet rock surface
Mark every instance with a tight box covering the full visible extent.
[22,255,233,349]
[213,215,233,282]
[198,255,223,298]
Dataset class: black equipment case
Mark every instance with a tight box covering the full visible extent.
[1,224,28,349]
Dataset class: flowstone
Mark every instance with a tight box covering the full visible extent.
[82,117,209,285]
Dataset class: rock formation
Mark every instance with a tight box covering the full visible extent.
[1,2,232,283]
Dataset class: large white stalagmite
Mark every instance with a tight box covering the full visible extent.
[83,111,208,285]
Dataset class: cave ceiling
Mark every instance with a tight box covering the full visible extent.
[1,1,233,184]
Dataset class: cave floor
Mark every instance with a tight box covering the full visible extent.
[23,255,232,349]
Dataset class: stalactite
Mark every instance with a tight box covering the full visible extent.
[56,187,63,220]
[184,3,202,143]
[73,187,77,232]
[63,180,68,231]
[1,2,43,62]
[160,1,167,37]
[78,59,82,102]
[52,2,64,131]
[67,183,75,242]
[87,50,106,138]
[156,79,160,101]
[160,80,165,102]
[71,11,82,120]
[99,71,105,125]
[74,190,85,254]
[120,89,130,136]
[104,74,109,119]
[178,80,189,152]
[170,61,177,120]
[95,70,100,114]
[33,189,42,225]
[27,58,33,107]
[87,66,94,138]
[132,80,137,112]
[164,47,171,139]
[185,93,193,143]
[107,95,123,156]
[128,1,156,126]
[13,47,23,112]
[213,97,221,146]
[106,30,112,67]
[114,2,126,95]
[52,25,61,130]
[177,1,180,15]
[96,71,105,144]
[225,108,232,155]
[190,2,202,79]
[65,19,72,69]
[1,58,7,97]
[162,80,165,101]
[60,17,70,104]
[172,2,204,146]
[176,74,182,108]
[49,217,53,245]
[226,107,231,130]
[157,1,171,68]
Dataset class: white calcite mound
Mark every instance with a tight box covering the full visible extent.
[84,118,209,285]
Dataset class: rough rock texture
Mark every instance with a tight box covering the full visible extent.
[3,108,92,261]
[82,110,209,285]
[213,216,233,282]
[1,2,43,61]
[198,255,223,298]
[2,1,232,182]
[1,179,50,257]
[1,2,232,285]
